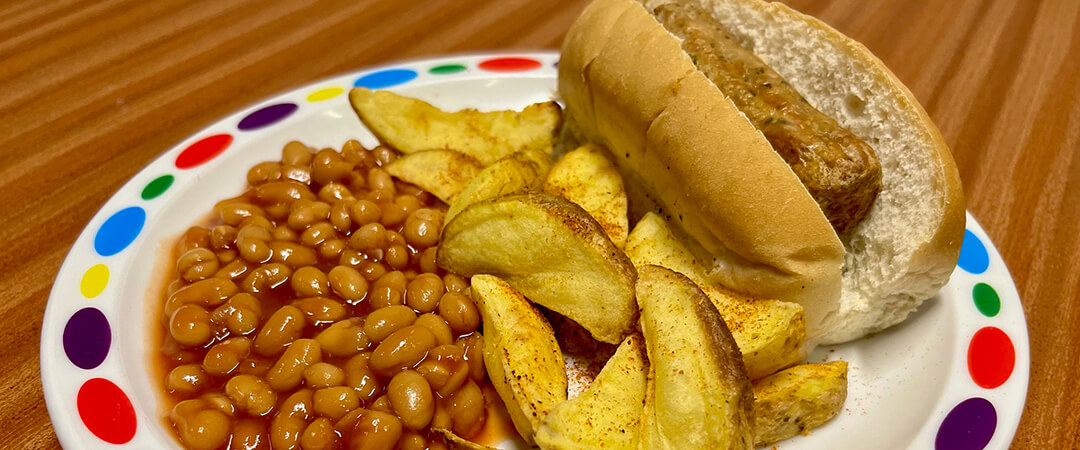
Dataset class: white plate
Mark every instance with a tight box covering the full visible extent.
[40,52,1029,450]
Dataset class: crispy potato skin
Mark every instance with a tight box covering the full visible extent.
[432,428,498,450]
[625,213,805,379]
[349,88,562,165]
[752,361,848,446]
[636,265,754,450]
[384,150,483,203]
[447,149,553,224]
[471,275,568,445]
[544,144,629,249]
[535,334,647,450]
[439,192,637,344]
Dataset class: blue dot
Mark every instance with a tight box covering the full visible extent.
[93,207,146,257]
[354,68,418,89]
[957,229,989,274]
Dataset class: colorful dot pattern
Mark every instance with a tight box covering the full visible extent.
[935,227,1020,449]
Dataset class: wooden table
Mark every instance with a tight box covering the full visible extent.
[1,0,1075,448]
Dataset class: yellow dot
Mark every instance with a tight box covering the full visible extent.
[80,264,109,298]
[306,87,345,102]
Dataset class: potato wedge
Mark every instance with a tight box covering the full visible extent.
[636,265,754,450]
[446,148,553,223]
[544,144,629,249]
[439,192,637,344]
[752,361,848,446]
[384,150,483,203]
[625,212,805,380]
[432,428,498,450]
[471,274,567,445]
[534,334,647,450]
[349,87,562,164]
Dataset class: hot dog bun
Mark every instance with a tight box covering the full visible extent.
[558,0,965,344]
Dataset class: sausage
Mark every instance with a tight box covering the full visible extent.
[652,1,882,233]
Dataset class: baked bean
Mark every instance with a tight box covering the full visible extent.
[348,410,402,450]
[395,194,423,216]
[419,248,439,274]
[267,339,322,392]
[225,374,277,416]
[388,370,434,430]
[238,224,273,241]
[170,399,233,450]
[457,334,486,382]
[349,222,387,251]
[313,386,360,421]
[340,140,364,163]
[328,265,368,304]
[362,305,417,343]
[288,200,331,231]
[359,261,388,282]
[329,202,352,233]
[214,259,252,282]
[166,364,209,394]
[264,203,291,221]
[443,274,469,293]
[314,319,369,357]
[429,440,449,450]
[369,271,407,309]
[219,203,266,227]
[370,395,394,415]
[272,225,298,242]
[254,181,316,205]
[270,389,313,449]
[213,293,262,335]
[242,263,292,295]
[318,182,354,203]
[343,353,380,402]
[367,168,396,197]
[239,215,275,231]
[167,279,187,297]
[369,325,438,374]
[313,149,355,185]
[165,278,239,319]
[176,227,213,256]
[287,269,324,298]
[380,202,408,228]
[405,274,443,313]
[448,380,486,437]
[386,230,407,248]
[420,346,469,397]
[300,417,337,450]
[270,241,319,268]
[338,249,365,270]
[318,238,346,261]
[249,161,282,185]
[373,146,396,166]
[431,398,453,430]
[237,358,274,378]
[303,362,345,388]
[203,337,252,377]
[211,225,238,250]
[349,199,382,227]
[301,222,336,247]
[292,297,347,325]
[280,164,312,185]
[414,314,453,346]
[403,209,443,248]
[399,433,426,450]
[283,141,314,166]
[177,248,220,282]
[230,418,268,450]
[201,392,236,416]
[438,292,479,334]
[216,249,238,265]
[281,388,315,419]
[254,305,305,357]
[237,235,273,264]
[385,245,408,270]
[170,304,213,348]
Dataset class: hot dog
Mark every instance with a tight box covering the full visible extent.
[558,0,965,343]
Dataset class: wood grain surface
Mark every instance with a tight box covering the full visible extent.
[0,0,1076,448]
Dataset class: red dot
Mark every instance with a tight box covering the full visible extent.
[967,327,1015,389]
[175,134,233,169]
[478,57,542,72]
[77,378,137,444]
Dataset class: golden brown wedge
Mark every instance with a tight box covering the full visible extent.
[439,192,637,344]
[471,275,568,445]
[384,150,483,203]
[752,361,848,446]
[349,87,562,164]
[534,334,647,450]
[636,265,754,449]
[543,144,629,249]
[625,212,805,380]
[446,148,553,224]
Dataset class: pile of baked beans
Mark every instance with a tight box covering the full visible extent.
[158,141,489,450]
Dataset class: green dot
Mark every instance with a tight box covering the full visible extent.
[429,64,467,75]
[972,282,1000,317]
[141,174,174,200]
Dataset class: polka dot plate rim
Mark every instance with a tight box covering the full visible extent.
[39,52,1029,449]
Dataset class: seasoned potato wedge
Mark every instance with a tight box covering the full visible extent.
[349,87,562,164]
[384,150,483,203]
[625,212,805,380]
[432,428,498,450]
[636,265,754,450]
[753,361,848,446]
[471,275,568,445]
[544,144,629,248]
[534,334,647,450]
[446,148,553,223]
[439,192,637,344]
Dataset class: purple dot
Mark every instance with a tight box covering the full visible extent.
[238,103,298,130]
[63,308,112,369]
[936,397,997,450]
